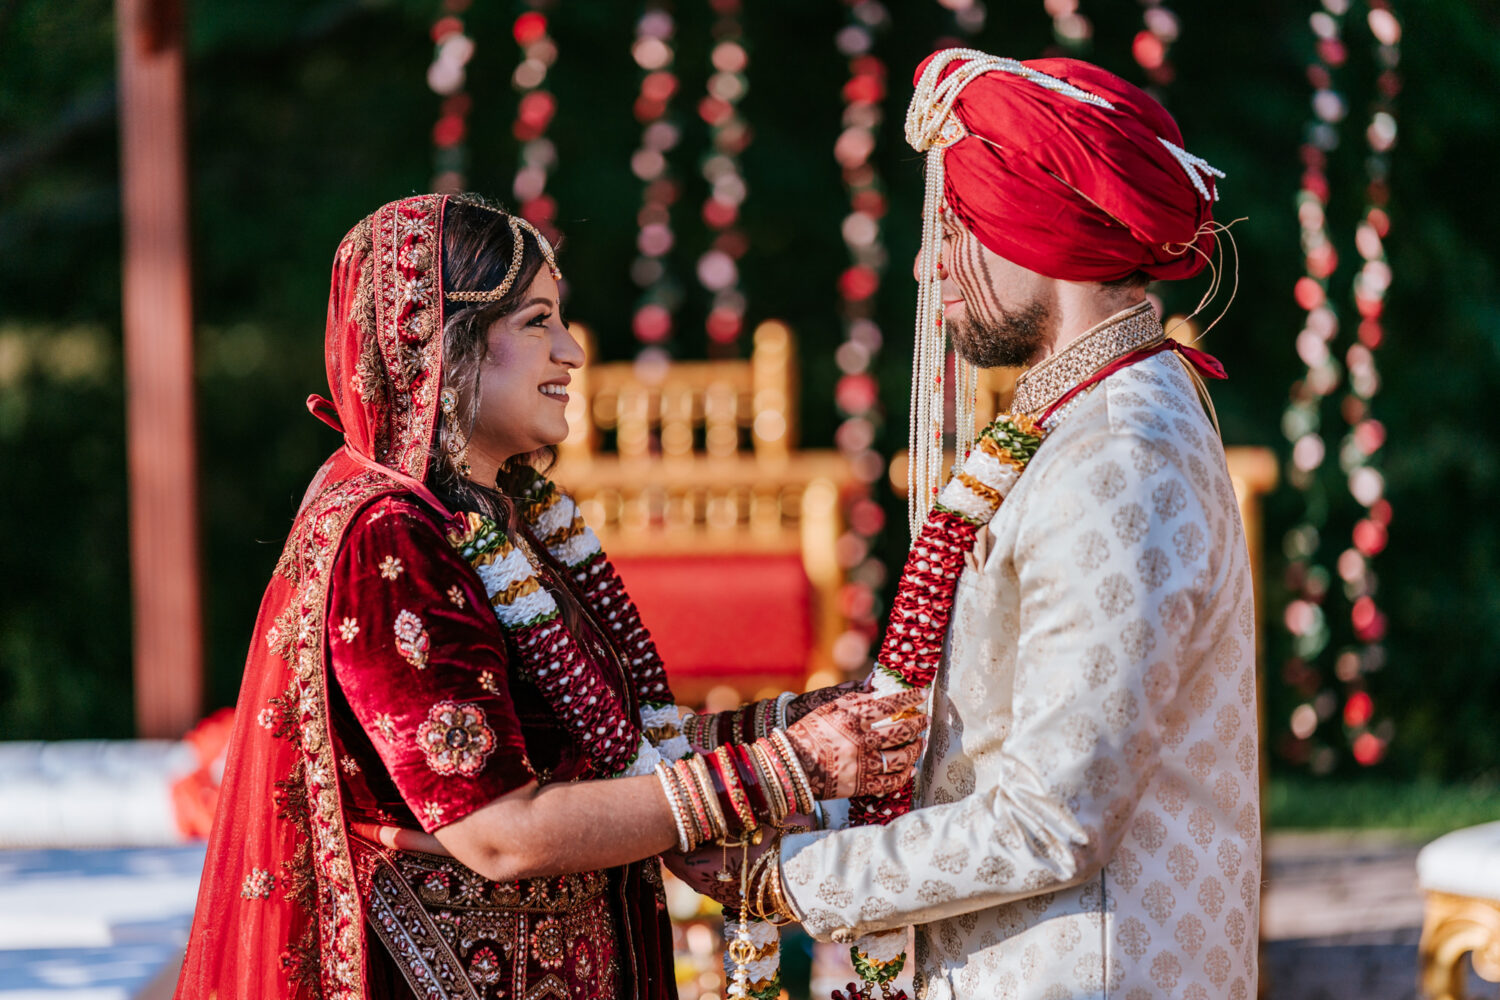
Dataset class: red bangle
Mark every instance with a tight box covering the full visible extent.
[676,758,713,843]
[756,737,797,817]
[710,746,757,836]
[731,744,770,822]
[703,749,740,836]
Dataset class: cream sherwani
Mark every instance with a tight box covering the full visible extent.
[782,303,1260,1000]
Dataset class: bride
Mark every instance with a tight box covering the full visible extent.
[172,194,924,1000]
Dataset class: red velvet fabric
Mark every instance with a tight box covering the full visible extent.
[327,496,536,833]
[915,53,1217,282]
[611,554,812,684]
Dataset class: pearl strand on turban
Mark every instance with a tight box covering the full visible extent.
[903,50,1114,535]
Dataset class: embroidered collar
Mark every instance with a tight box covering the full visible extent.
[1011,300,1163,418]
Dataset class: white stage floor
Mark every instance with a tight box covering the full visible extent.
[0,847,204,1000]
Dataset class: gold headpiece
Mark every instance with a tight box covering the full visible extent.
[445,215,563,303]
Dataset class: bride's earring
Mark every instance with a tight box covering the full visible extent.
[439,388,472,478]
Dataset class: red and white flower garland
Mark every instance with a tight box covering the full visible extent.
[427,4,476,193]
[1131,0,1180,90]
[445,481,690,781]
[831,0,893,677]
[843,415,1045,992]
[696,0,752,355]
[629,4,682,360]
[510,3,561,243]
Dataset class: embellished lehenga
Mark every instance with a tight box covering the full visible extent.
[174,195,678,1000]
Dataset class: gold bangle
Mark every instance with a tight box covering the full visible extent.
[688,755,728,842]
[750,740,788,825]
[747,846,777,921]
[769,854,797,924]
[770,728,815,814]
[655,762,692,852]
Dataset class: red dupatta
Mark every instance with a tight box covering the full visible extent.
[176,195,452,999]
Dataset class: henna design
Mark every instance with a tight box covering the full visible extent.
[784,689,927,799]
[784,679,862,727]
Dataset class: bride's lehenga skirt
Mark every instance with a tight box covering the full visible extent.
[354,843,621,1000]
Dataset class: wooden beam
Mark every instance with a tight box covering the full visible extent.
[115,0,203,737]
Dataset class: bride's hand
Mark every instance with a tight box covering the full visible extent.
[662,838,774,909]
[783,687,926,799]
[784,678,865,726]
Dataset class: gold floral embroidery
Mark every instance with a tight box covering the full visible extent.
[337,617,360,642]
[422,801,446,826]
[241,868,276,899]
[373,712,397,742]
[379,555,404,580]
[340,756,361,775]
[478,670,500,696]
[416,701,497,777]
[446,584,466,608]
[393,609,430,669]
[532,916,566,970]
[469,946,502,987]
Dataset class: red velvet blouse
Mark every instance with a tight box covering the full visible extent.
[326,495,601,833]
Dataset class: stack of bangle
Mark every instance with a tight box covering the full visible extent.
[654,733,815,852]
[681,691,798,750]
[743,849,797,925]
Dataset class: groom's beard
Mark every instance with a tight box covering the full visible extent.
[949,297,1051,369]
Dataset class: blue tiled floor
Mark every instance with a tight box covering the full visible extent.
[0,846,205,1000]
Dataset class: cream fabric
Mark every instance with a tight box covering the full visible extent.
[782,349,1260,999]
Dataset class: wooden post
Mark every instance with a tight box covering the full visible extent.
[115,0,203,737]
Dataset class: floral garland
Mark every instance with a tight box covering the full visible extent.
[839,414,1044,997]
[1131,0,1180,90]
[696,0,752,354]
[830,0,893,677]
[444,479,690,780]
[426,4,476,193]
[1279,0,1400,773]
[629,3,682,361]
[510,2,562,243]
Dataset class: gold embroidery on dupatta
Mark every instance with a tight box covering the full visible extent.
[275,470,394,999]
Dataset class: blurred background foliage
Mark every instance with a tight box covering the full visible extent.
[2,0,1498,790]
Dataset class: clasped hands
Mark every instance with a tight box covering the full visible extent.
[666,684,926,906]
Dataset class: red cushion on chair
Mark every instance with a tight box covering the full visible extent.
[610,554,813,690]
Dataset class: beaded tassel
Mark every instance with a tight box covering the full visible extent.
[907,145,949,539]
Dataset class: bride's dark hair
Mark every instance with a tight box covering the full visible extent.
[428,195,557,530]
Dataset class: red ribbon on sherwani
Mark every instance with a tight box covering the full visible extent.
[1039,337,1226,425]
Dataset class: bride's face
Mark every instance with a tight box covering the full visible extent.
[466,269,583,468]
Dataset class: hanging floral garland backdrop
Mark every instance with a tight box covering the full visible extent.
[1279,0,1399,774]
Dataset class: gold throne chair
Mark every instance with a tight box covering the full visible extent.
[554,321,853,707]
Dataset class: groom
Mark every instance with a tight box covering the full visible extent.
[764,51,1259,999]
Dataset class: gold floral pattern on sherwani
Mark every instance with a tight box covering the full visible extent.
[781,308,1260,1000]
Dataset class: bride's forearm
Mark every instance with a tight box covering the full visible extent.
[432,774,678,882]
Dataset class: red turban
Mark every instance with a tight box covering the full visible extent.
[913,52,1220,282]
